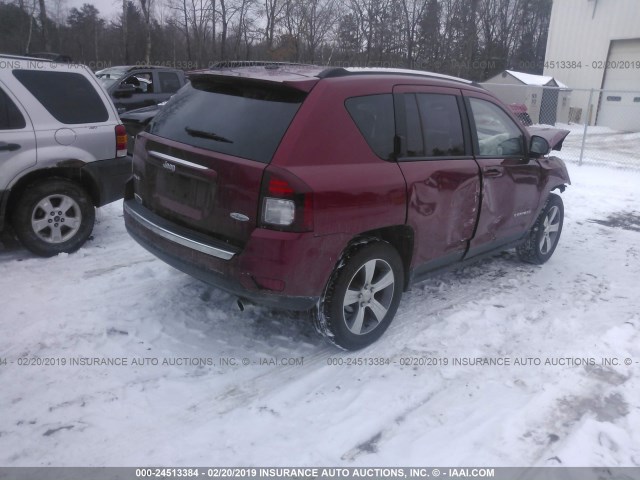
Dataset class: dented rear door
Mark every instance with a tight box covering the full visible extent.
[393,85,481,271]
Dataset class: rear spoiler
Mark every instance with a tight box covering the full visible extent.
[187,70,319,93]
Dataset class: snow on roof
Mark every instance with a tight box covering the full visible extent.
[506,70,568,88]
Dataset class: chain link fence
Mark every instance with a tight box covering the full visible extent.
[481,83,640,170]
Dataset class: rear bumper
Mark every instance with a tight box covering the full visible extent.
[125,201,237,260]
[82,155,132,207]
[124,199,321,311]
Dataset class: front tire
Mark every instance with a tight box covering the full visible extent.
[12,178,95,257]
[315,242,404,350]
[517,193,564,265]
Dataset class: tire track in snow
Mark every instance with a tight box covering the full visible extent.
[384,255,536,348]
[207,256,527,416]
[341,392,436,461]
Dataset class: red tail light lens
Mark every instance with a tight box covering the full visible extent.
[268,179,295,196]
[115,124,127,158]
[259,169,313,232]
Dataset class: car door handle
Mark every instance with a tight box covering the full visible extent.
[0,142,21,152]
[483,167,503,178]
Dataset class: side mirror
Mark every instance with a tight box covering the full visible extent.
[530,135,550,157]
[114,84,135,98]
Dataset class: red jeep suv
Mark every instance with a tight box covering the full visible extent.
[123,65,570,350]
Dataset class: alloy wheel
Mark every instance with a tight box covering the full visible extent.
[31,194,82,244]
[539,205,560,254]
[342,258,395,335]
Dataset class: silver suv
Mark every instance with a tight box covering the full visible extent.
[0,54,130,256]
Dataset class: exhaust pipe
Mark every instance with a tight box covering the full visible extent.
[236,298,245,312]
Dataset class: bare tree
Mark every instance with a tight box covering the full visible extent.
[231,0,253,58]
[217,0,235,58]
[38,0,50,50]
[417,0,440,68]
[23,0,38,52]
[122,0,129,62]
[67,4,104,62]
[335,12,361,61]
[210,0,216,59]
[139,0,153,63]
[300,0,336,62]
[478,0,521,74]
[400,0,427,67]
[188,0,212,64]
[1,0,552,78]
[349,0,391,64]
[263,0,285,50]
[281,0,305,60]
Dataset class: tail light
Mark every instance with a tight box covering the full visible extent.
[259,167,313,232]
[115,124,127,157]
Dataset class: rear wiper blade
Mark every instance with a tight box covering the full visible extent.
[185,126,233,143]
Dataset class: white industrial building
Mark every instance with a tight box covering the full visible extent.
[543,0,640,131]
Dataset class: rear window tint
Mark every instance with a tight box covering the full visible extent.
[149,80,305,164]
[345,94,395,159]
[0,87,26,130]
[403,93,465,157]
[13,70,109,124]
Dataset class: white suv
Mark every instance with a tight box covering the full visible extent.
[0,54,130,256]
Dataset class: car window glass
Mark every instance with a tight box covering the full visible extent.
[96,66,129,89]
[150,80,305,164]
[345,94,395,160]
[408,93,464,157]
[469,98,524,156]
[158,72,181,93]
[403,94,424,156]
[122,72,153,93]
[13,70,108,124]
[0,86,26,130]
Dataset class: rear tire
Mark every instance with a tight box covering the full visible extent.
[12,178,95,257]
[516,193,564,265]
[315,241,404,350]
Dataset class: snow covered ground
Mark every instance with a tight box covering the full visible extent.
[1,160,639,467]
[553,123,640,170]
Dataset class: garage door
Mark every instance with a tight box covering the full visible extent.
[597,38,640,132]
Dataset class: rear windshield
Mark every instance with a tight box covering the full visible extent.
[149,79,306,163]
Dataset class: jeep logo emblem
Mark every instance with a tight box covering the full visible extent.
[230,212,249,222]
[162,161,176,172]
